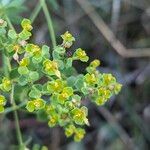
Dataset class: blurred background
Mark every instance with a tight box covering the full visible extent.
[0,0,150,149]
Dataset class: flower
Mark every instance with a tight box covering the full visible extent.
[114,83,122,94]
[58,87,73,104]
[65,124,75,137]
[43,59,61,78]
[90,59,100,68]
[26,98,45,112]
[19,57,30,67]
[0,95,6,113]
[74,128,85,142]
[47,79,66,94]
[21,19,33,31]
[103,74,116,85]
[61,31,75,48]
[71,106,89,125]
[25,44,41,57]
[48,115,58,127]
[95,96,106,105]
[84,73,97,85]
[98,87,111,99]
[74,48,89,62]
[0,77,11,92]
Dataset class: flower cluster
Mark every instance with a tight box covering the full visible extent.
[0,18,122,141]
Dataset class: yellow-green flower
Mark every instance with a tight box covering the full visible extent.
[26,98,45,112]
[25,44,41,57]
[98,87,111,99]
[84,73,97,85]
[19,57,30,67]
[74,48,89,62]
[45,104,56,115]
[61,31,75,48]
[43,59,61,78]
[74,128,85,142]
[95,96,106,105]
[90,59,100,68]
[65,124,76,137]
[21,18,33,31]
[48,115,58,127]
[0,95,6,113]
[71,106,89,125]
[58,87,73,104]
[0,77,11,92]
[103,74,116,85]
[114,83,122,94]
[47,79,66,94]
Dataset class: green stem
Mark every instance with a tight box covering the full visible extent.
[5,16,16,31]
[40,0,56,48]
[4,101,27,114]
[30,1,42,23]
[11,84,24,148]
[2,53,10,77]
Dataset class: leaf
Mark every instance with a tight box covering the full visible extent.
[8,29,17,39]
[66,58,72,68]
[18,75,28,86]
[19,30,31,40]
[67,76,76,87]
[10,68,20,79]
[74,75,84,90]
[29,71,39,82]
[42,45,50,58]
[36,110,48,122]
[18,66,29,75]
[29,87,41,98]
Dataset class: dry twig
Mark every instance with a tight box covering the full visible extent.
[76,0,150,58]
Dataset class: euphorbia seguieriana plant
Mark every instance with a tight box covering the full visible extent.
[0,18,122,142]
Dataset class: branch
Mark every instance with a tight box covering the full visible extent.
[76,0,150,58]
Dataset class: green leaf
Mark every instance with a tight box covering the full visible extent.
[10,68,20,79]
[0,28,6,35]
[29,87,41,98]
[52,50,61,60]
[66,58,72,68]
[81,87,89,95]
[32,56,42,64]
[8,29,17,39]
[56,60,64,69]
[18,75,28,86]
[36,110,48,122]
[18,66,29,75]
[67,76,76,87]
[19,30,31,40]
[74,75,84,90]
[29,71,39,82]
[42,45,50,58]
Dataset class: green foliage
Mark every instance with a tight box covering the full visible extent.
[0,18,122,143]
[0,0,26,23]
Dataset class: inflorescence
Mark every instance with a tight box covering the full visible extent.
[0,18,122,142]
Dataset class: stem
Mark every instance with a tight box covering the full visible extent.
[2,53,10,77]
[11,84,24,148]
[40,0,56,48]
[30,1,42,23]
[4,101,27,114]
[5,15,16,31]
